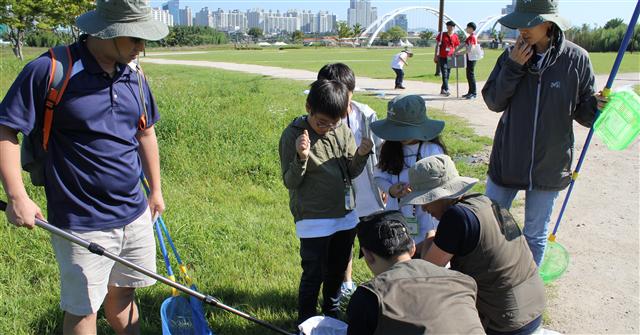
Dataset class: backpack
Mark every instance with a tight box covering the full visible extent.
[21,45,73,186]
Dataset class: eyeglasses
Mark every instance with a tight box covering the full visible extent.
[312,115,342,130]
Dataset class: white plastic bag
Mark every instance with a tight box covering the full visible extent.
[298,316,348,335]
[468,44,484,61]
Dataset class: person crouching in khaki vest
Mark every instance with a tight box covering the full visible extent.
[401,154,546,334]
[346,210,485,335]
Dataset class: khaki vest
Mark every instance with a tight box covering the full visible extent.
[362,259,485,335]
[452,194,546,332]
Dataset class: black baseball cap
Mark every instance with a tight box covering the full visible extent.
[357,211,414,259]
[446,20,456,27]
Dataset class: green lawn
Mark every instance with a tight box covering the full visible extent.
[148,46,640,84]
[0,47,491,334]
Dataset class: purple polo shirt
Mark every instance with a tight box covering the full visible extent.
[0,37,160,231]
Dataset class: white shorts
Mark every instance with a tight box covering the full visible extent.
[51,208,156,316]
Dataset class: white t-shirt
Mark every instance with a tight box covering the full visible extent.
[295,210,359,238]
[374,142,444,244]
[342,103,383,218]
[391,52,408,70]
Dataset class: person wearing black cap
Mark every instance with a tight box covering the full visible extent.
[346,211,484,335]
[434,21,460,96]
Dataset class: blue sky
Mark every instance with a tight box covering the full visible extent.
[150,1,638,31]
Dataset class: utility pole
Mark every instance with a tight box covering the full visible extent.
[435,0,444,76]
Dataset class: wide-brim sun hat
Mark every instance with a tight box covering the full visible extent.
[76,0,169,41]
[499,0,570,31]
[370,94,445,142]
[399,155,478,206]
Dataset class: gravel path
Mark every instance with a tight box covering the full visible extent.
[143,56,640,334]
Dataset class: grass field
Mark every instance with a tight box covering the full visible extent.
[149,46,640,84]
[0,47,491,334]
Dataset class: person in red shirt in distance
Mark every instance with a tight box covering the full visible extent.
[434,21,460,96]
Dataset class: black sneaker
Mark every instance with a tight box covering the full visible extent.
[397,86,406,89]
[440,90,450,97]
[465,94,477,99]
[461,93,470,98]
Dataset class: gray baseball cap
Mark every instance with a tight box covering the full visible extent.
[499,0,570,31]
[76,0,169,41]
[399,155,478,206]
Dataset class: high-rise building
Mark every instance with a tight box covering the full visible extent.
[347,0,377,29]
[212,9,248,32]
[162,0,180,26]
[385,14,408,32]
[318,11,337,34]
[194,7,214,27]
[300,10,315,33]
[152,8,174,27]
[179,6,193,26]
[246,9,335,34]
[247,9,265,29]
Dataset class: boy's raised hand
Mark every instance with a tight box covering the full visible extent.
[357,138,373,156]
[296,129,310,161]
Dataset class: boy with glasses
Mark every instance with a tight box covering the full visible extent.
[317,63,385,298]
[278,79,373,325]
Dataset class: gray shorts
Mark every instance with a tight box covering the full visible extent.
[51,208,156,316]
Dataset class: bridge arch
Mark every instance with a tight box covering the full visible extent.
[361,6,468,47]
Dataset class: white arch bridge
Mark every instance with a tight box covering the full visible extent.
[360,6,505,47]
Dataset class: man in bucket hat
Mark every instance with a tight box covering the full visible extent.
[482,0,608,266]
[0,1,167,333]
[401,155,546,334]
[346,210,484,335]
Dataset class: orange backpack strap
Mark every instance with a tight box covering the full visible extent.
[42,45,73,150]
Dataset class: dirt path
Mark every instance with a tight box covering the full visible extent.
[143,57,640,334]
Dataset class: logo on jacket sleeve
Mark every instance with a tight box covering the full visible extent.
[550,81,561,89]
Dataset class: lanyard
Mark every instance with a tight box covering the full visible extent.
[402,141,424,169]
[326,131,352,186]
[396,141,424,212]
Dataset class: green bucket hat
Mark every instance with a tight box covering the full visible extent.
[76,0,169,41]
[399,155,478,207]
[499,0,570,31]
[370,95,445,142]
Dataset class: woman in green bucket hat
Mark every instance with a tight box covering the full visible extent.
[482,0,607,266]
[371,94,447,256]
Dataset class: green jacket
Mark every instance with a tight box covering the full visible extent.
[279,116,368,222]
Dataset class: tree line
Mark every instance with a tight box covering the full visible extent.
[565,19,640,52]
[0,1,227,60]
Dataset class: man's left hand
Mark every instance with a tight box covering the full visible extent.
[595,90,609,111]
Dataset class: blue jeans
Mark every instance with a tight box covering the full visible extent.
[438,57,450,91]
[485,177,559,266]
